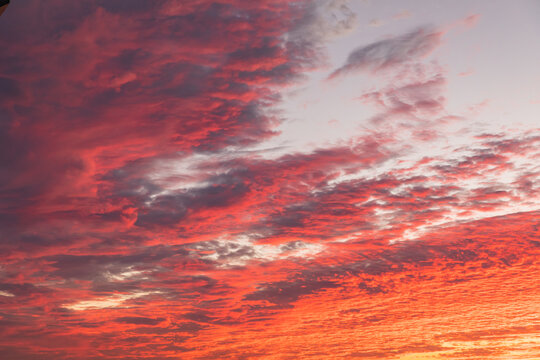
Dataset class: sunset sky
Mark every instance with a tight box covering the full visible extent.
[0,1,539,359]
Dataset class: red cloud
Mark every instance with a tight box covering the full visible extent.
[0,1,538,360]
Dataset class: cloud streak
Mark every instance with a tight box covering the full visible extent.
[329,27,442,79]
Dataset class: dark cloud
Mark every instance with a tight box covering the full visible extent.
[45,245,189,283]
[96,0,166,14]
[245,278,340,307]
[0,0,312,236]
[174,321,206,334]
[134,172,250,228]
[190,240,256,263]
[0,77,23,100]
[114,316,164,325]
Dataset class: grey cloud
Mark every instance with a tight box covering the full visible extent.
[289,0,358,44]
[0,77,23,100]
[101,161,251,229]
[97,0,166,14]
[191,240,256,263]
[280,241,307,252]
[0,282,50,298]
[134,172,250,228]
[285,0,358,69]
[329,27,441,78]
[46,245,189,282]
[244,277,340,307]
[174,321,206,334]
[114,316,164,326]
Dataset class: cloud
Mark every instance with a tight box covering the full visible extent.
[329,27,442,79]
[0,0,314,236]
[0,77,23,100]
[114,316,165,325]
[359,73,448,127]
[0,1,538,359]
[245,277,340,307]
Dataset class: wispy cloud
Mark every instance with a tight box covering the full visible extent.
[328,27,442,79]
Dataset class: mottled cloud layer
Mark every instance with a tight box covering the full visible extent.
[0,1,539,360]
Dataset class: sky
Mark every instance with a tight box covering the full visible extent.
[0,1,539,359]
